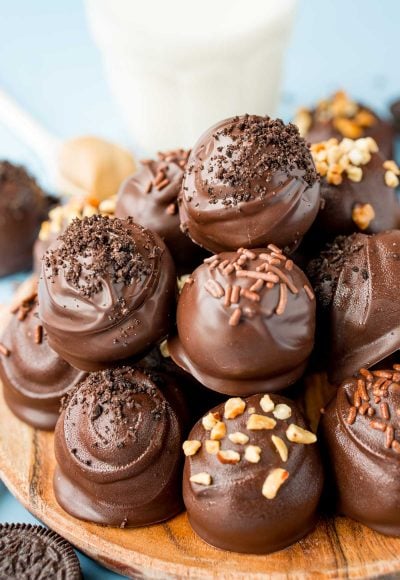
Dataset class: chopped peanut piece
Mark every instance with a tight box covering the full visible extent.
[202,412,220,431]
[190,472,212,486]
[273,404,292,420]
[385,170,399,188]
[205,440,220,454]
[352,203,375,230]
[228,432,249,445]
[247,407,256,415]
[244,445,262,463]
[346,165,363,182]
[217,450,241,464]
[286,424,317,444]
[224,397,246,420]
[383,160,400,175]
[294,108,312,137]
[182,440,201,456]
[247,414,276,430]
[210,421,227,441]
[271,435,288,462]
[260,394,275,413]
[159,340,170,358]
[262,468,289,499]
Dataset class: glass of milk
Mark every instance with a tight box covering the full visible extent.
[85,0,297,153]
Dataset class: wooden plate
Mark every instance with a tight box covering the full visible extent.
[1,298,400,579]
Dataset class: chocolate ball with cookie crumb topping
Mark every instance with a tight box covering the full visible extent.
[308,137,400,244]
[294,91,394,159]
[54,366,187,527]
[0,297,86,430]
[168,246,316,396]
[183,393,323,553]
[38,215,176,371]
[307,230,400,384]
[178,115,320,254]
[0,161,50,277]
[116,150,207,274]
[321,365,400,536]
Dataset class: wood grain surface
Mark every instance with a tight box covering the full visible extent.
[0,288,400,579]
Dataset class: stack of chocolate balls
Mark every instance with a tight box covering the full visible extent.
[1,103,400,555]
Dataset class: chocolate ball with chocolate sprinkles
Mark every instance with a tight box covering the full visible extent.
[307,230,400,383]
[0,161,50,277]
[54,366,187,527]
[308,137,400,243]
[178,115,320,254]
[38,215,176,371]
[321,365,400,536]
[294,90,394,159]
[115,149,208,274]
[183,393,323,553]
[0,295,86,430]
[168,246,316,396]
[0,523,81,579]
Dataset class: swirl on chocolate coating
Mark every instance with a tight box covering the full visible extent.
[0,298,85,430]
[168,247,316,395]
[115,150,207,274]
[183,393,323,553]
[38,215,176,371]
[178,115,320,253]
[308,231,400,383]
[321,366,400,535]
[54,366,186,527]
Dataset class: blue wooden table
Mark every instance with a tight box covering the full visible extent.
[0,1,399,577]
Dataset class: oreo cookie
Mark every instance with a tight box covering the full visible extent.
[0,523,81,579]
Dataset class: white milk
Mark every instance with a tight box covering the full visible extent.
[85,0,297,153]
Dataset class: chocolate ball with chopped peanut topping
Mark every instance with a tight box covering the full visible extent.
[115,150,208,274]
[294,90,394,159]
[321,365,400,536]
[307,137,400,244]
[168,246,316,396]
[183,393,323,554]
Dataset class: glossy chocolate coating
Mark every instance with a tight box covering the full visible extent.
[38,215,176,371]
[183,393,323,553]
[0,161,49,277]
[169,247,316,395]
[179,115,320,253]
[310,152,400,243]
[0,300,86,430]
[321,368,400,536]
[308,231,400,383]
[54,366,186,527]
[116,156,208,274]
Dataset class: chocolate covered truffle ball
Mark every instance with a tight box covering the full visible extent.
[33,194,115,273]
[116,149,207,274]
[294,90,394,159]
[0,161,49,277]
[0,296,86,430]
[38,215,176,371]
[179,115,320,253]
[54,366,186,527]
[169,246,316,395]
[321,365,400,536]
[308,137,400,242]
[308,231,400,383]
[183,393,323,553]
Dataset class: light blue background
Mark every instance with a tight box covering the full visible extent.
[0,1,399,577]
